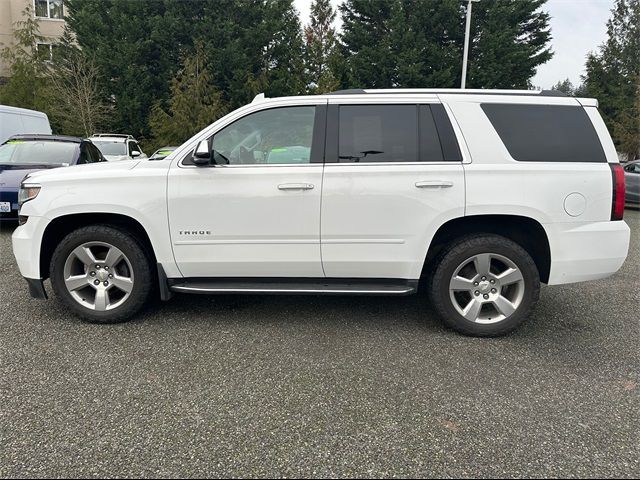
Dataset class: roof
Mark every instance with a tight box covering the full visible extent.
[0,104,49,117]
[5,134,83,143]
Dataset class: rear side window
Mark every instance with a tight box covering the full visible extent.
[482,104,606,163]
[334,104,461,163]
[339,105,417,163]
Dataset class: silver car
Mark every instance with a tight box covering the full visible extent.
[624,160,640,205]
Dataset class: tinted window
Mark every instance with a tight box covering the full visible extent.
[482,104,606,163]
[0,140,77,165]
[88,143,104,162]
[339,105,417,163]
[419,105,444,161]
[207,106,316,165]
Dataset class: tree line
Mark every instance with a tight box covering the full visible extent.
[0,0,637,160]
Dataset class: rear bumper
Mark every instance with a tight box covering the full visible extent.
[546,220,630,285]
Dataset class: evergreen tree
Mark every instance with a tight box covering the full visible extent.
[339,0,552,89]
[304,0,340,94]
[466,0,552,88]
[583,0,639,160]
[340,0,396,88]
[551,78,578,96]
[64,0,182,139]
[149,43,228,149]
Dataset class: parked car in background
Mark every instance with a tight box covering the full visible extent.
[149,146,178,160]
[0,105,52,144]
[624,160,640,206]
[0,135,105,221]
[89,134,147,161]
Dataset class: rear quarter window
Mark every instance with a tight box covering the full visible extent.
[481,104,607,163]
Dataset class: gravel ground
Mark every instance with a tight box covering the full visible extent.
[1,210,638,478]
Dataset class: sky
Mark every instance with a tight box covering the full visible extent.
[293,0,614,90]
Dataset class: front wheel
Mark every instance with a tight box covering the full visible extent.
[50,225,153,323]
[430,234,540,337]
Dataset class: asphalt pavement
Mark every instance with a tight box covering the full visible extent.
[1,210,638,478]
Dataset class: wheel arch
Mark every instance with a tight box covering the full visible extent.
[40,213,157,280]
[422,214,551,284]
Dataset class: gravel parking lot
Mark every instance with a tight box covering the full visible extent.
[1,210,638,478]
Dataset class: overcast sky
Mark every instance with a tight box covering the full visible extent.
[293,0,614,89]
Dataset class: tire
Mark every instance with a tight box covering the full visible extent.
[50,225,153,324]
[430,234,540,337]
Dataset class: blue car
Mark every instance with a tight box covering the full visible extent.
[0,134,105,221]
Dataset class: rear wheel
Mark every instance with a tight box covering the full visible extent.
[50,225,152,323]
[430,234,540,336]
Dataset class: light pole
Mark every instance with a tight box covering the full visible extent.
[461,0,480,89]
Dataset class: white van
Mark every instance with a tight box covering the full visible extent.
[0,105,52,144]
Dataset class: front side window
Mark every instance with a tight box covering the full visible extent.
[207,106,316,165]
[482,103,607,163]
[34,0,63,19]
[338,105,417,163]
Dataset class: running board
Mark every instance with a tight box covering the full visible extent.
[168,278,418,296]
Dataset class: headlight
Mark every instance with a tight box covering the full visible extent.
[18,184,41,206]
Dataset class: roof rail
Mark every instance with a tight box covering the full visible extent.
[91,133,134,139]
[328,88,567,97]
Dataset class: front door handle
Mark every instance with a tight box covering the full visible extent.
[278,183,315,191]
[415,181,454,189]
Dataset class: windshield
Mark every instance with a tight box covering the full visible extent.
[0,140,78,165]
[92,140,127,156]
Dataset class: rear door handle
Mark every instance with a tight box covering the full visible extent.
[278,183,314,191]
[415,181,454,189]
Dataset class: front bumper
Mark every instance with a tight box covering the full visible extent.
[12,215,49,280]
[546,220,631,285]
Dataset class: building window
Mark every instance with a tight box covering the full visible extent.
[36,43,53,62]
[34,0,64,19]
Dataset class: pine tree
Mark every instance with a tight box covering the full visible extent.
[339,0,552,89]
[465,0,553,88]
[583,0,639,160]
[149,43,228,149]
[340,0,396,88]
[304,0,340,94]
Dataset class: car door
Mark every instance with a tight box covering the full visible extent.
[321,98,465,279]
[168,102,327,278]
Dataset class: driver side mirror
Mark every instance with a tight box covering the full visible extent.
[131,150,141,158]
[192,139,211,166]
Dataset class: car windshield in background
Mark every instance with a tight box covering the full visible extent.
[0,140,77,165]
[92,141,127,156]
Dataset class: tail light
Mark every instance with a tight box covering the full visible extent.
[610,163,625,221]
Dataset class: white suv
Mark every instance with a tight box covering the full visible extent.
[89,134,146,161]
[12,89,630,336]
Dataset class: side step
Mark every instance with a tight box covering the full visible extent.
[168,278,418,296]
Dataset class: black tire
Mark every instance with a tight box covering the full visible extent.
[430,234,540,337]
[50,225,153,324]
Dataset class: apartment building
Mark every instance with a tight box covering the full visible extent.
[0,0,66,78]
